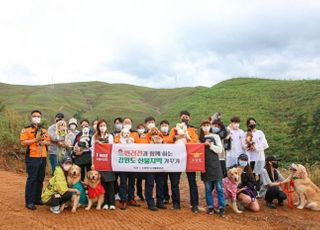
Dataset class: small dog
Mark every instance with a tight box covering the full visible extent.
[84,170,105,210]
[63,164,88,212]
[213,167,243,213]
[119,128,134,144]
[174,123,190,144]
[150,127,163,144]
[245,130,255,151]
[290,163,320,211]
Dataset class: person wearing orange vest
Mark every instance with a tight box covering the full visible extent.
[168,110,200,213]
[20,110,51,210]
[115,117,140,210]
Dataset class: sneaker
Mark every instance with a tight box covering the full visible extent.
[219,208,225,218]
[278,200,284,206]
[109,205,116,210]
[156,204,167,209]
[26,204,36,210]
[119,201,127,210]
[192,206,199,213]
[148,206,158,211]
[163,199,169,205]
[115,193,121,201]
[267,202,277,209]
[128,200,141,207]
[50,206,61,214]
[172,204,181,210]
[103,204,109,210]
[207,208,214,215]
[138,196,145,202]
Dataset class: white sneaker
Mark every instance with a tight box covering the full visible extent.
[115,193,120,201]
[103,204,109,210]
[50,206,61,214]
[109,205,116,210]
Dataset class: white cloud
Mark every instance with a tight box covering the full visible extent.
[0,0,319,88]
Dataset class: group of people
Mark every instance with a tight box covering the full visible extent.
[20,109,290,216]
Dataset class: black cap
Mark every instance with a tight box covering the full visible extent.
[61,155,72,164]
[265,156,279,162]
[238,153,248,161]
[55,112,64,119]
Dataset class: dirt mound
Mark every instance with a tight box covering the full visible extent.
[0,170,319,230]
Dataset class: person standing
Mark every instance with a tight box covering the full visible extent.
[20,110,50,210]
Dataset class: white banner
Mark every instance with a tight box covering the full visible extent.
[111,144,187,172]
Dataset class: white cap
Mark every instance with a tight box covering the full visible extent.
[68,118,78,126]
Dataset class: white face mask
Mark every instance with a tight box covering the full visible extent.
[62,164,72,171]
[202,126,211,133]
[160,126,169,133]
[99,126,107,133]
[69,124,77,130]
[32,117,41,124]
[115,123,123,130]
[147,123,155,130]
[123,124,132,130]
[137,128,145,135]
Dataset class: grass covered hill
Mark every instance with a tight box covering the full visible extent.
[0,78,319,163]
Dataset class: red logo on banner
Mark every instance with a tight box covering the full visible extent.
[186,144,205,172]
[94,143,112,171]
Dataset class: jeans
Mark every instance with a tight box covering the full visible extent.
[46,191,73,207]
[265,186,287,203]
[187,172,199,207]
[49,154,58,175]
[205,180,225,209]
[25,156,46,205]
[145,173,165,208]
[102,181,115,206]
[119,172,135,202]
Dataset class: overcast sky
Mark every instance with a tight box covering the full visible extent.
[0,0,319,88]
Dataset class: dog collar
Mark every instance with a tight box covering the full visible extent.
[292,176,300,180]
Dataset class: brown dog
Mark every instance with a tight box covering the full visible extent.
[65,165,82,212]
[84,170,105,210]
[290,163,320,211]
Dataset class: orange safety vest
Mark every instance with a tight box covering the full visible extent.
[20,125,50,158]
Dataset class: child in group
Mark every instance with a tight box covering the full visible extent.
[199,120,225,217]
[91,119,116,210]
[237,154,260,212]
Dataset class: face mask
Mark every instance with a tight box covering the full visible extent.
[233,123,240,130]
[62,164,71,171]
[160,126,169,133]
[69,124,77,130]
[115,123,123,130]
[248,124,256,130]
[272,162,279,168]
[137,128,145,135]
[212,127,220,133]
[123,124,132,130]
[239,160,248,167]
[99,126,107,133]
[32,117,41,124]
[181,119,189,125]
[147,123,155,130]
[202,126,210,132]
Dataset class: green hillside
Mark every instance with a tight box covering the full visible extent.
[1,78,320,163]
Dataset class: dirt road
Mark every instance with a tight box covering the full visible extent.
[0,170,319,230]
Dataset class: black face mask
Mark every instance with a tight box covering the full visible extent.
[272,162,279,168]
[181,119,189,125]
[248,124,256,130]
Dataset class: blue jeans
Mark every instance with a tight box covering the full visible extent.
[187,172,199,207]
[49,154,58,175]
[205,180,225,209]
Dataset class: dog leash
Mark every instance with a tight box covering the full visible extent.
[282,180,295,209]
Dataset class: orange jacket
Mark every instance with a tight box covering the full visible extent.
[20,125,50,158]
[137,133,150,144]
[168,126,199,144]
[162,134,171,144]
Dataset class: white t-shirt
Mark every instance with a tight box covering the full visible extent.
[226,127,245,158]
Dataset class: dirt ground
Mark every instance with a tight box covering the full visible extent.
[0,170,319,230]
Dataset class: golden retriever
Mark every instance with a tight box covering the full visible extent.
[84,170,105,210]
[290,163,320,211]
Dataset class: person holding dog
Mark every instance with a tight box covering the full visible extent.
[41,155,79,214]
[260,156,288,209]
[91,119,116,210]
[199,120,225,217]
[168,110,199,213]
[236,153,260,212]
[20,110,51,210]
